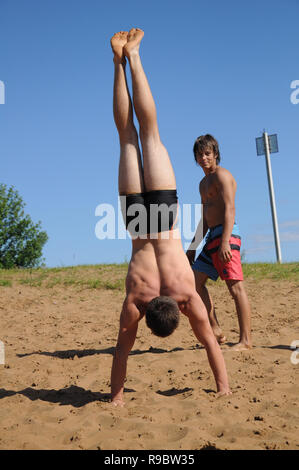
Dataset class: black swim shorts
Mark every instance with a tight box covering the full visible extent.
[120,189,178,236]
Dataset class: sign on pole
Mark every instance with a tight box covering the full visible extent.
[255,132,282,263]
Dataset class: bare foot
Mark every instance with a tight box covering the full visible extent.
[217,334,227,344]
[110,31,128,63]
[216,389,232,398]
[111,398,125,407]
[124,28,144,58]
[230,342,252,351]
[212,326,227,344]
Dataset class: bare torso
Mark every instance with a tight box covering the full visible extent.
[200,167,236,228]
[125,229,196,317]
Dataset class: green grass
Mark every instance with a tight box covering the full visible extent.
[0,279,12,287]
[0,264,128,290]
[242,262,299,281]
[0,262,298,290]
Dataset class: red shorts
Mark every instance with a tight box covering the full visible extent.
[192,223,244,281]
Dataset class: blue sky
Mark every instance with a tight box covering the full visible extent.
[0,0,298,267]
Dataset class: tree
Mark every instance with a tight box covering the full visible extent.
[0,184,48,268]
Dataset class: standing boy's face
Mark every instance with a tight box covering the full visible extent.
[196,146,217,170]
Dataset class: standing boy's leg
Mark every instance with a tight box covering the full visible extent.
[226,280,252,350]
[194,271,226,344]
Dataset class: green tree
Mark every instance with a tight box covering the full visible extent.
[0,184,48,268]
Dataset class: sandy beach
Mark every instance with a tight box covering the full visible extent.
[0,266,298,450]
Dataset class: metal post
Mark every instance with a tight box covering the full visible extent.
[263,132,282,263]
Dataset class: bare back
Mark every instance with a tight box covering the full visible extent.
[125,230,196,315]
[125,238,160,311]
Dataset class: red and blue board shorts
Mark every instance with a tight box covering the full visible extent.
[192,223,243,281]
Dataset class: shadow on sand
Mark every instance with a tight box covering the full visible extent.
[16,345,202,360]
[156,387,193,397]
[0,385,135,407]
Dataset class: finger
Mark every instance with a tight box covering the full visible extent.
[223,253,230,264]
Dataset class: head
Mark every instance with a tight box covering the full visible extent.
[145,296,180,338]
[193,134,221,168]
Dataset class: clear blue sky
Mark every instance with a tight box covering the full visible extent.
[1,0,298,267]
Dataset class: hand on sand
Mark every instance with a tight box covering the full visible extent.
[110,31,128,63]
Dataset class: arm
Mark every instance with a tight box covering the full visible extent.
[186,184,209,265]
[215,171,236,264]
[184,295,231,395]
[110,301,140,406]
[186,218,208,265]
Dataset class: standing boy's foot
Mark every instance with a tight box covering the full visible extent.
[230,341,252,351]
[215,332,227,345]
[211,324,227,344]
[124,28,144,58]
[110,31,128,63]
[111,398,125,407]
[216,389,232,398]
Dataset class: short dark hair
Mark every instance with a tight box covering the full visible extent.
[193,134,221,164]
[145,296,180,338]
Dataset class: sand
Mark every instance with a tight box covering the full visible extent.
[0,275,298,450]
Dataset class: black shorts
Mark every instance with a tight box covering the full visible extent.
[120,189,178,236]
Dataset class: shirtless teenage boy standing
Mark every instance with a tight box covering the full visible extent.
[110,30,231,406]
[186,134,252,351]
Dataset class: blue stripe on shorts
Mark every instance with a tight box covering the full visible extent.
[192,251,219,281]
[192,223,240,281]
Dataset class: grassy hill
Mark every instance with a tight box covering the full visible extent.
[0,262,298,289]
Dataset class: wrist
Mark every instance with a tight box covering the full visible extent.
[113,56,126,66]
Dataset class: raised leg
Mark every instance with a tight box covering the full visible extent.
[111,31,144,195]
[124,28,176,191]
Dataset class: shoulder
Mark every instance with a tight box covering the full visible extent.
[215,166,233,179]
[183,293,210,322]
[214,166,236,185]
[121,297,143,329]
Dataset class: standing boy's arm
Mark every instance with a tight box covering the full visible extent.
[186,184,209,265]
[186,217,208,264]
[215,171,236,264]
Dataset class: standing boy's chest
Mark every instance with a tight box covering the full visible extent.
[200,175,218,200]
